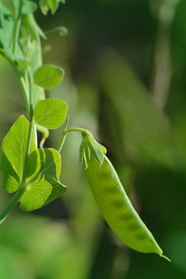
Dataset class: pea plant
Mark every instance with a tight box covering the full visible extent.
[0,0,169,261]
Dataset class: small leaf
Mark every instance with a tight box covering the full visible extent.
[83,132,105,165]
[39,1,49,15]
[0,7,27,64]
[0,116,36,193]
[84,145,91,169]
[22,14,46,42]
[17,60,27,72]
[19,148,67,211]
[34,99,68,129]
[39,0,64,15]
[33,64,64,89]
[22,0,38,15]
[99,144,107,154]
[0,2,12,15]
[79,142,84,164]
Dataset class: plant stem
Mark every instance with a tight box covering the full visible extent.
[11,0,23,54]
[21,73,34,183]
[45,26,68,36]
[58,124,90,153]
[0,187,25,224]
[151,0,180,111]
[0,51,30,115]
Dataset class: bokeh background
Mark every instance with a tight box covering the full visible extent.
[0,0,186,278]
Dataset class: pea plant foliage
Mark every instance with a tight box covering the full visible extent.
[0,0,170,260]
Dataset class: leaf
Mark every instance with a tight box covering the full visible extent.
[0,6,27,64]
[39,0,49,15]
[22,0,38,15]
[0,8,14,54]
[19,15,46,107]
[39,0,64,15]
[21,14,46,42]
[19,148,67,211]
[0,116,36,193]
[33,64,64,89]
[0,2,12,15]
[47,0,59,14]
[34,99,68,129]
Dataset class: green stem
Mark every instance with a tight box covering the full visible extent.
[58,120,90,152]
[21,121,33,184]
[45,26,68,36]
[0,71,34,224]
[0,51,30,115]
[65,127,90,134]
[58,116,69,152]
[21,73,34,183]
[11,0,23,54]
[0,187,25,224]
[151,0,179,111]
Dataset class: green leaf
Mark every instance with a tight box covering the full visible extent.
[0,6,27,64]
[0,8,14,53]
[0,2,12,15]
[19,14,46,108]
[39,0,64,15]
[33,64,64,89]
[34,99,68,129]
[39,0,49,15]
[0,116,36,193]
[19,148,67,211]
[47,0,59,14]
[21,14,46,42]
[13,0,38,15]
[83,145,91,167]
[22,0,38,15]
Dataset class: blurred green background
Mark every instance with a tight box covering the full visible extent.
[1,0,186,278]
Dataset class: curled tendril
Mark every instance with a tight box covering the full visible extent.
[45,26,68,37]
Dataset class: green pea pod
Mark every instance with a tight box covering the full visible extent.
[85,155,169,260]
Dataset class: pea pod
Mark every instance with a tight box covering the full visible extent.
[85,155,169,259]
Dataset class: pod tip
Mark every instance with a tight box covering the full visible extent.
[160,254,171,262]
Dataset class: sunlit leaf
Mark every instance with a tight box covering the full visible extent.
[33,64,64,89]
[0,116,36,193]
[34,99,68,129]
[19,148,67,211]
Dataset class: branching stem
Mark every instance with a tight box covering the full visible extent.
[0,187,25,224]
[58,122,90,153]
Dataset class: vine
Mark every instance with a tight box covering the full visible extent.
[0,0,169,260]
